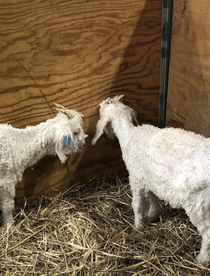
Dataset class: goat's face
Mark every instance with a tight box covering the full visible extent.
[54,104,88,163]
[66,124,88,153]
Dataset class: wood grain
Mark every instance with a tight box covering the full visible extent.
[166,0,210,136]
[0,0,162,200]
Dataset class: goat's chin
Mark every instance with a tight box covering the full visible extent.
[77,148,82,153]
[77,146,84,153]
[64,145,84,155]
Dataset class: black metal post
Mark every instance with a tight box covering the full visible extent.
[158,0,174,128]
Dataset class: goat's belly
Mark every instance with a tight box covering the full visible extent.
[147,175,190,208]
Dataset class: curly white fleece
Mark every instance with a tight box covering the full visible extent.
[0,105,87,226]
[92,95,210,265]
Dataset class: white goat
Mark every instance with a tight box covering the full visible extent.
[92,95,210,265]
[0,104,87,225]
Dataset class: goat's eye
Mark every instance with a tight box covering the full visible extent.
[73,128,81,135]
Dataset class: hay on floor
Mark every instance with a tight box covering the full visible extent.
[0,175,209,276]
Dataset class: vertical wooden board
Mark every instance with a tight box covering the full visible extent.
[0,0,162,200]
[166,0,210,136]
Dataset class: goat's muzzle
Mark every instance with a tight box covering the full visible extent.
[78,141,86,152]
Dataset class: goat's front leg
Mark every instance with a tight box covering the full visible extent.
[130,177,146,229]
[0,187,15,225]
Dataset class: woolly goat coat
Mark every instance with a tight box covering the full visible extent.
[0,104,87,225]
[92,95,210,265]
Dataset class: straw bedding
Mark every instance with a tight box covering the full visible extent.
[0,175,210,276]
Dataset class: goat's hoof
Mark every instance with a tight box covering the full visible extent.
[2,218,14,227]
[134,223,144,231]
[146,215,160,223]
[196,253,210,266]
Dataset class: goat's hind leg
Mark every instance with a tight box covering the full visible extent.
[0,187,15,225]
[194,209,210,265]
[183,190,210,265]
[196,228,210,265]
[146,191,162,222]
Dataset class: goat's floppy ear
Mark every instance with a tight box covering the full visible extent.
[55,134,69,163]
[92,113,110,145]
[54,103,74,119]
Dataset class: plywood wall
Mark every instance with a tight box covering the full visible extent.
[166,0,210,136]
[0,0,162,200]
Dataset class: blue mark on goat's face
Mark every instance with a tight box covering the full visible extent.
[64,135,73,146]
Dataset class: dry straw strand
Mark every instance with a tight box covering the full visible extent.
[0,175,210,275]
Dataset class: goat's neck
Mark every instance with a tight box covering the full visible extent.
[18,117,57,167]
[111,113,134,150]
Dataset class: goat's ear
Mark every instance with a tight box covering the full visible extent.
[54,103,74,119]
[55,135,68,163]
[92,114,110,145]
